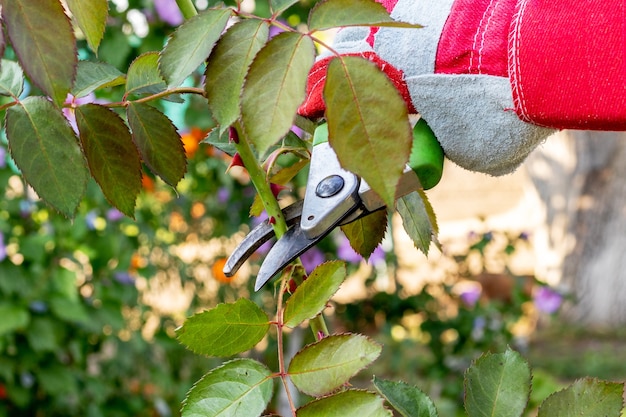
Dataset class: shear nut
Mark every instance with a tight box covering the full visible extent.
[316,175,345,198]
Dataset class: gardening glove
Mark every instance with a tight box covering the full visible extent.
[299,0,626,176]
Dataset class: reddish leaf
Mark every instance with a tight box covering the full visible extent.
[75,104,142,217]
[5,97,88,217]
[126,102,187,187]
[3,0,77,105]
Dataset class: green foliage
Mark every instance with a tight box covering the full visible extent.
[6,97,89,217]
[283,260,346,328]
[159,8,232,88]
[464,349,531,417]
[537,378,624,417]
[288,334,382,396]
[76,104,142,217]
[373,377,438,417]
[325,55,412,208]
[241,32,315,155]
[181,359,274,417]
[340,209,388,258]
[396,190,439,255]
[177,299,270,357]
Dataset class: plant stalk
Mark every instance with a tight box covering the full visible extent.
[175,0,198,19]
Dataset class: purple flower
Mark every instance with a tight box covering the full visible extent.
[217,187,230,204]
[337,236,362,264]
[300,247,325,274]
[154,0,184,26]
[0,232,6,262]
[460,287,482,307]
[0,146,6,169]
[114,271,136,286]
[533,286,562,314]
[106,208,124,222]
[367,245,386,265]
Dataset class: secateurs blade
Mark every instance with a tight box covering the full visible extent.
[224,120,443,291]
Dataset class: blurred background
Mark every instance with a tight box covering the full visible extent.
[1,0,626,416]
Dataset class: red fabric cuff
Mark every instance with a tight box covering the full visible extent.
[436,0,517,77]
[510,0,626,130]
[298,52,416,118]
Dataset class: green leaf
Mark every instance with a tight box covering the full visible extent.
[0,59,24,97]
[72,61,125,98]
[325,56,412,208]
[126,52,167,96]
[182,359,273,417]
[0,304,30,336]
[373,377,438,417]
[26,317,61,353]
[159,8,232,88]
[308,0,421,31]
[396,190,439,256]
[464,349,531,417]
[177,298,270,357]
[66,0,108,53]
[6,97,88,217]
[49,295,90,324]
[270,0,300,14]
[297,390,391,417]
[288,334,382,397]
[75,104,142,217]
[126,102,187,187]
[284,261,346,328]
[537,378,624,417]
[3,0,77,105]
[241,32,315,156]
[341,209,387,258]
[205,19,269,133]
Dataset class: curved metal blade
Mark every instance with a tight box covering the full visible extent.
[254,225,324,291]
[223,200,303,277]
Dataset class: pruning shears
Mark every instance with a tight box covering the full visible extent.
[223,119,444,291]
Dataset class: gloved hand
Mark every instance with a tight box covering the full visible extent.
[299,0,626,176]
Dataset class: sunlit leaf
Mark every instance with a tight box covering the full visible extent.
[308,0,420,31]
[325,56,412,208]
[160,8,231,88]
[72,61,125,98]
[396,190,438,256]
[297,390,391,417]
[3,0,77,105]
[206,19,269,133]
[75,104,142,217]
[182,359,273,417]
[126,52,167,97]
[464,349,531,417]
[373,377,439,417]
[283,261,346,328]
[270,0,299,14]
[241,32,315,156]
[126,102,187,187]
[177,298,270,357]
[66,0,108,53]
[6,97,88,217]
[537,378,624,417]
[0,59,24,97]
[289,334,382,397]
[341,209,387,258]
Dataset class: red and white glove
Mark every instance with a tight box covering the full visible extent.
[299,0,626,176]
